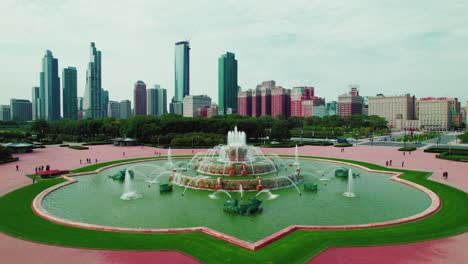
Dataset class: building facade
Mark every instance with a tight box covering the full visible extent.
[172,41,190,114]
[101,89,109,118]
[39,50,61,120]
[83,42,103,118]
[107,101,120,118]
[77,97,83,120]
[147,85,167,116]
[183,95,211,117]
[133,80,147,116]
[32,86,40,120]
[270,87,290,118]
[368,94,416,129]
[290,86,314,117]
[416,97,454,130]
[237,90,252,116]
[119,100,132,119]
[0,105,11,121]
[218,52,238,114]
[62,67,78,119]
[10,99,32,121]
[338,86,363,116]
[326,101,338,116]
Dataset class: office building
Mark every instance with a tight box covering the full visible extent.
[77,97,84,120]
[416,97,455,130]
[0,105,11,121]
[83,42,103,118]
[119,100,132,119]
[39,50,61,120]
[368,94,416,129]
[290,86,314,117]
[107,101,120,118]
[133,81,147,115]
[62,67,78,119]
[218,52,238,114]
[326,101,338,116]
[32,86,40,120]
[183,95,211,117]
[338,85,363,116]
[169,98,183,115]
[101,89,109,118]
[271,87,290,118]
[174,41,190,101]
[147,85,167,116]
[10,99,32,121]
[237,90,252,116]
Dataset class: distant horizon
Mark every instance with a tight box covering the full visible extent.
[1,0,467,106]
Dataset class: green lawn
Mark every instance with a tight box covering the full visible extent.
[0,156,467,263]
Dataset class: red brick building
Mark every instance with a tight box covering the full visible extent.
[338,86,363,117]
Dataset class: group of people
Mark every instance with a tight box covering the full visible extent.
[442,171,449,179]
[153,151,162,156]
[385,160,393,166]
[35,165,50,174]
[402,151,412,156]
[80,158,97,165]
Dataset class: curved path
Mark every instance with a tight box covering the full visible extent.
[0,144,466,263]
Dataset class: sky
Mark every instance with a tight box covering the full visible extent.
[1,0,467,107]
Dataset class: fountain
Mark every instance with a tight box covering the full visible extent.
[256,190,279,200]
[293,145,300,166]
[343,169,356,197]
[120,169,141,200]
[239,184,244,199]
[208,189,232,199]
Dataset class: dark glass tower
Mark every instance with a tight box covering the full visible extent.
[174,41,190,101]
[84,42,102,118]
[133,80,147,115]
[62,67,78,119]
[218,52,238,115]
[39,50,61,120]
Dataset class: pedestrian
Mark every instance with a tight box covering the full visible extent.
[16,164,19,171]
[80,159,82,164]
[123,152,125,157]
[390,160,393,166]
[402,161,404,167]
[403,152,406,156]
[192,149,194,154]
[95,158,98,163]
[386,161,389,166]
[409,151,411,155]
[35,167,38,174]
[32,178,36,184]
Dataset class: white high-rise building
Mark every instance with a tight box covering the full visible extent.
[368,94,416,129]
[416,97,455,130]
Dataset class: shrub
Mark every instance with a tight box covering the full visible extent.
[398,147,417,151]
[334,143,353,147]
[82,141,111,146]
[436,152,468,162]
[59,144,70,147]
[68,146,89,150]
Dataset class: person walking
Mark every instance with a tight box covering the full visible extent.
[16,164,19,171]
[402,161,404,167]
[80,159,82,164]
[403,152,406,156]
[390,160,393,166]
[386,161,389,166]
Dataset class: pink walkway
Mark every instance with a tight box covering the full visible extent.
[0,144,466,263]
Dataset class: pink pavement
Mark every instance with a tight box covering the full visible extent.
[0,144,466,263]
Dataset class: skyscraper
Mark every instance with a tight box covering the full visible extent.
[83,42,102,118]
[290,86,314,117]
[62,67,78,120]
[182,95,212,117]
[174,41,190,102]
[171,41,190,115]
[338,86,363,116]
[77,97,84,119]
[101,89,109,118]
[39,50,61,120]
[218,52,238,115]
[107,101,120,118]
[133,81,147,115]
[0,105,11,121]
[32,86,40,120]
[119,100,132,119]
[147,85,167,116]
[10,99,32,121]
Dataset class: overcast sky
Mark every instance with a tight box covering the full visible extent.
[1,0,467,107]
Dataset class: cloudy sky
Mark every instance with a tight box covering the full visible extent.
[1,0,467,107]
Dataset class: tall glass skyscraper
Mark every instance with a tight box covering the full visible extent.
[133,81,147,115]
[101,89,109,118]
[147,85,167,116]
[39,50,61,120]
[218,52,238,115]
[83,42,102,118]
[62,67,78,119]
[31,86,40,120]
[174,41,190,101]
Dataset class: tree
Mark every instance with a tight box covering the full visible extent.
[270,120,291,141]
[0,145,12,160]
[31,119,49,139]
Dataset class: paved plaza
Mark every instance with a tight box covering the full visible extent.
[0,144,466,263]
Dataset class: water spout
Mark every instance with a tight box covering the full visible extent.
[256,190,279,200]
[182,176,208,196]
[343,169,356,197]
[120,169,141,200]
[277,176,302,196]
[208,189,232,199]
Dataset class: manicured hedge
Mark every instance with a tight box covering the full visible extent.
[59,144,70,147]
[68,146,89,150]
[436,152,468,162]
[398,147,417,151]
[334,143,353,147]
[82,141,111,146]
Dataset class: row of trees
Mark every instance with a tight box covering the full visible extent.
[26,114,388,145]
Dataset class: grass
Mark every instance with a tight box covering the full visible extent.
[0,156,467,263]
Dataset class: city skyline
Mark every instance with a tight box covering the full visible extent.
[1,1,467,107]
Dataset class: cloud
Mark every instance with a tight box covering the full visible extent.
[0,0,467,106]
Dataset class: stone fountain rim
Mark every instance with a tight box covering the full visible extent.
[31,156,441,252]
